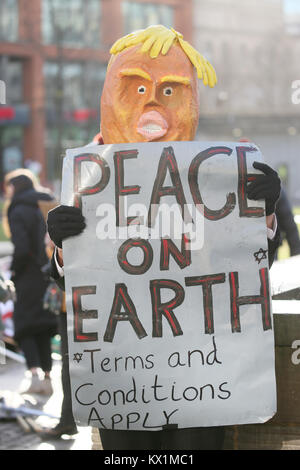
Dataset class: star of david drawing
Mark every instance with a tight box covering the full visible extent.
[254,248,268,264]
[73,353,83,364]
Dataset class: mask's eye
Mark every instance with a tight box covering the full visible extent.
[163,86,173,96]
[138,85,146,94]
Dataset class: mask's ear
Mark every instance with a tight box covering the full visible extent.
[93,132,104,145]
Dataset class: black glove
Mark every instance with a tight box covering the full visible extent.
[247,161,281,216]
[47,205,86,248]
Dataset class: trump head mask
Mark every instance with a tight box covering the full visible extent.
[100,25,217,144]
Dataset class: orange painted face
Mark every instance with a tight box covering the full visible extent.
[100,44,200,144]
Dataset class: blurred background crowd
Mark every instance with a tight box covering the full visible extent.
[0,0,300,445]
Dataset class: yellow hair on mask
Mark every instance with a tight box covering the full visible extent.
[110,25,217,88]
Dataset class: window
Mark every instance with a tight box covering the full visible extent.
[44,61,107,113]
[42,0,101,48]
[0,0,18,42]
[0,58,23,105]
[122,1,174,34]
[7,61,23,104]
[284,0,300,35]
[44,60,106,179]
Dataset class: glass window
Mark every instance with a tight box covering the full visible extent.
[0,0,18,42]
[44,61,106,113]
[42,0,101,48]
[0,58,23,105]
[122,1,174,34]
[284,0,300,35]
[44,60,106,180]
[7,61,23,104]
[0,127,24,188]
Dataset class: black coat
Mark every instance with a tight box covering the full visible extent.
[8,188,57,341]
[276,187,300,256]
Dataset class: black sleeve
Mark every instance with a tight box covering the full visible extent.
[50,252,65,291]
[268,226,281,268]
[276,189,300,256]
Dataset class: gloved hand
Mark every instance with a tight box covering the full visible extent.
[47,205,86,248]
[247,162,281,216]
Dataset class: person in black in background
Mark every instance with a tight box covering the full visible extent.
[4,170,57,395]
[39,264,78,439]
[276,187,300,257]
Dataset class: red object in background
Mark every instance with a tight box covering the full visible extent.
[72,109,97,122]
[0,107,15,120]
[2,310,13,322]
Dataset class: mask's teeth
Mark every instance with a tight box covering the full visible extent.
[143,124,162,133]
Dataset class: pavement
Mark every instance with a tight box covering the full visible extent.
[0,354,96,450]
[0,242,100,451]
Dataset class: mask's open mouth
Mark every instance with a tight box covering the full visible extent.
[137,111,168,140]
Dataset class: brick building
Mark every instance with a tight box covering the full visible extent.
[0,0,193,183]
[1,0,299,204]
[193,0,300,204]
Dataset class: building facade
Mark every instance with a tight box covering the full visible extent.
[193,0,300,204]
[0,0,193,183]
[1,0,299,204]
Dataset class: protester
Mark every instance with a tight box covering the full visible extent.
[47,26,281,450]
[239,139,298,259]
[4,169,57,395]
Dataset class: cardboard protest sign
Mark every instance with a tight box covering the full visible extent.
[61,141,276,430]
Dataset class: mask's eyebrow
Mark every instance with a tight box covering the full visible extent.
[119,68,152,81]
[159,75,191,86]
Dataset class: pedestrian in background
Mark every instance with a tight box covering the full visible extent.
[4,169,57,395]
[39,239,78,439]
